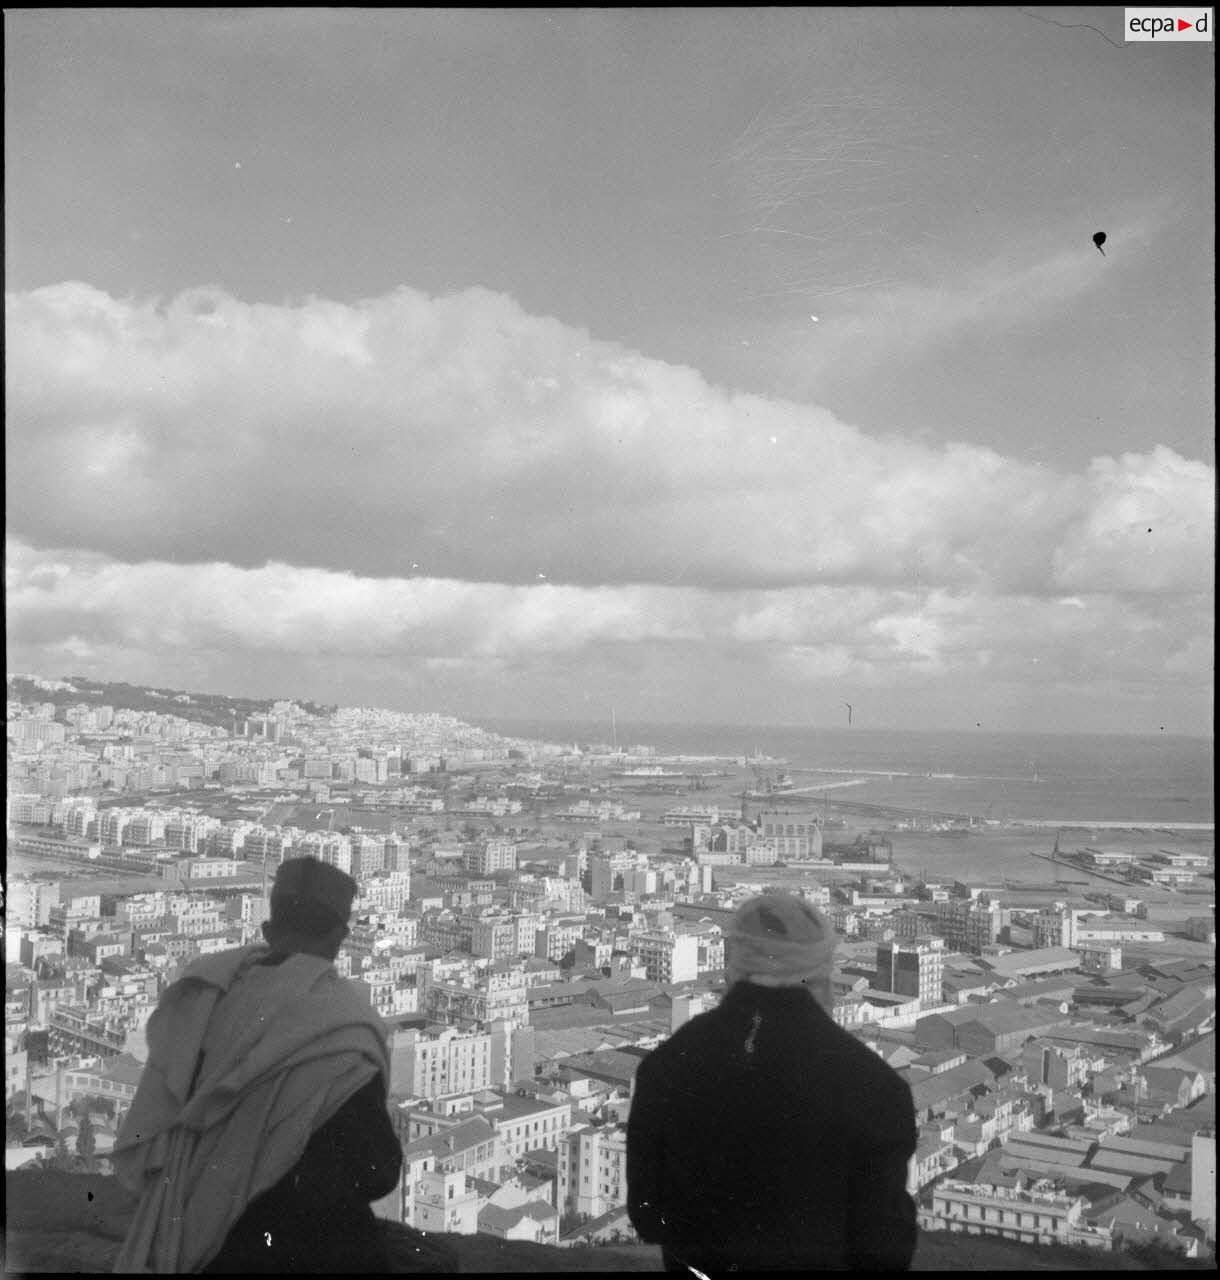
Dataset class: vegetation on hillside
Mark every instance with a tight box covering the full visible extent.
[7,674,336,732]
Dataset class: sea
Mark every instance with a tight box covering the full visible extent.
[472,721,1213,826]
[471,721,1213,889]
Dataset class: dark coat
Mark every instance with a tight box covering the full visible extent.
[627,982,918,1272]
[201,1075,402,1273]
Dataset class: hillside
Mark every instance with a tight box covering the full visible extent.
[6,673,335,733]
[5,1171,1209,1273]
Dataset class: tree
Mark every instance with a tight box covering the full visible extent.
[5,1107,29,1144]
[76,1110,96,1172]
[1124,1238,1189,1266]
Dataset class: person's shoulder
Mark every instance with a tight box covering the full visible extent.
[815,1013,911,1087]
[330,968,396,1030]
[176,942,264,990]
[639,1005,722,1070]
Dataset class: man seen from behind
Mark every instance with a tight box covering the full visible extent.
[112,856,402,1273]
[627,892,918,1272]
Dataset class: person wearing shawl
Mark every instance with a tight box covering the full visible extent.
[112,857,402,1274]
[627,892,918,1273]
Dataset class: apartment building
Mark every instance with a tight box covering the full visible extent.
[463,840,517,876]
[401,1112,506,1181]
[413,1166,479,1236]
[8,878,62,929]
[162,813,222,854]
[391,1026,502,1099]
[349,833,385,880]
[556,1122,630,1219]
[935,897,1005,953]
[1073,916,1166,944]
[290,833,353,874]
[7,793,56,825]
[1020,1036,1104,1091]
[479,1090,573,1161]
[48,1005,127,1060]
[535,920,585,963]
[467,916,520,962]
[426,968,530,1031]
[589,850,644,900]
[241,826,290,870]
[207,822,255,859]
[1032,905,1084,950]
[876,936,945,1004]
[632,930,699,984]
[925,1178,1113,1250]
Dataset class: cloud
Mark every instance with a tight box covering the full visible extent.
[1052,447,1215,594]
[7,541,1210,697]
[6,282,1211,595]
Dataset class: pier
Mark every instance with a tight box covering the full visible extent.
[1027,850,1137,888]
[1006,819,1214,831]
[742,792,981,826]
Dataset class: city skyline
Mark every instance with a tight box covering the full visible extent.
[5,9,1215,735]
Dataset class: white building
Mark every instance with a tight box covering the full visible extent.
[413,1166,479,1236]
[556,1123,630,1219]
[391,1026,502,1099]
[1193,1129,1216,1242]
[925,1178,1112,1250]
[632,930,699,984]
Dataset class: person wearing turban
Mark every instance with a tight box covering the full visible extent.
[113,857,402,1273]
[627,892,918,1273]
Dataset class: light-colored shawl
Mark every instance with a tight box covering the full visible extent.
[111,944,390,1274]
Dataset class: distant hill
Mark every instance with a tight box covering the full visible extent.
[5,1170,1208,1273]
[6,673,336,733]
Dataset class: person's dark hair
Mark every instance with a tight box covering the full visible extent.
[268,894,346,938]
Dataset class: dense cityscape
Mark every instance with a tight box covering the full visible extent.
[5,672,1214,1264]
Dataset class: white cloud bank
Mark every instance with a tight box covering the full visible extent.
[5,282,1212,730]
[6,283,1213,595]
[7,540,1211,694]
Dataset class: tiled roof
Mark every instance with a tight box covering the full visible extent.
[907,1058,994,1109]
[1089,1148,1178,1177]
[1003,1131,1092,1163]
[1163,1159,1192,1194]
[1042,1024,1156,1054]
[924,999,1065,1036]
[483,1089,570,1121]
[1149,1033,1215,1077]
[100,1053,145,1086]
[940,974,997,993]
[466,1174,500,1199]
[560,1203,633,1240]
[558,1047,648,1085]
[910,1049,965,1067]
[402,1114,495,1161]
[981,948,1081,978]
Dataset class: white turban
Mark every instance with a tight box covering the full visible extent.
[726,893,838,989]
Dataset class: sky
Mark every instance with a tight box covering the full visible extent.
[4,8,1215,735]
